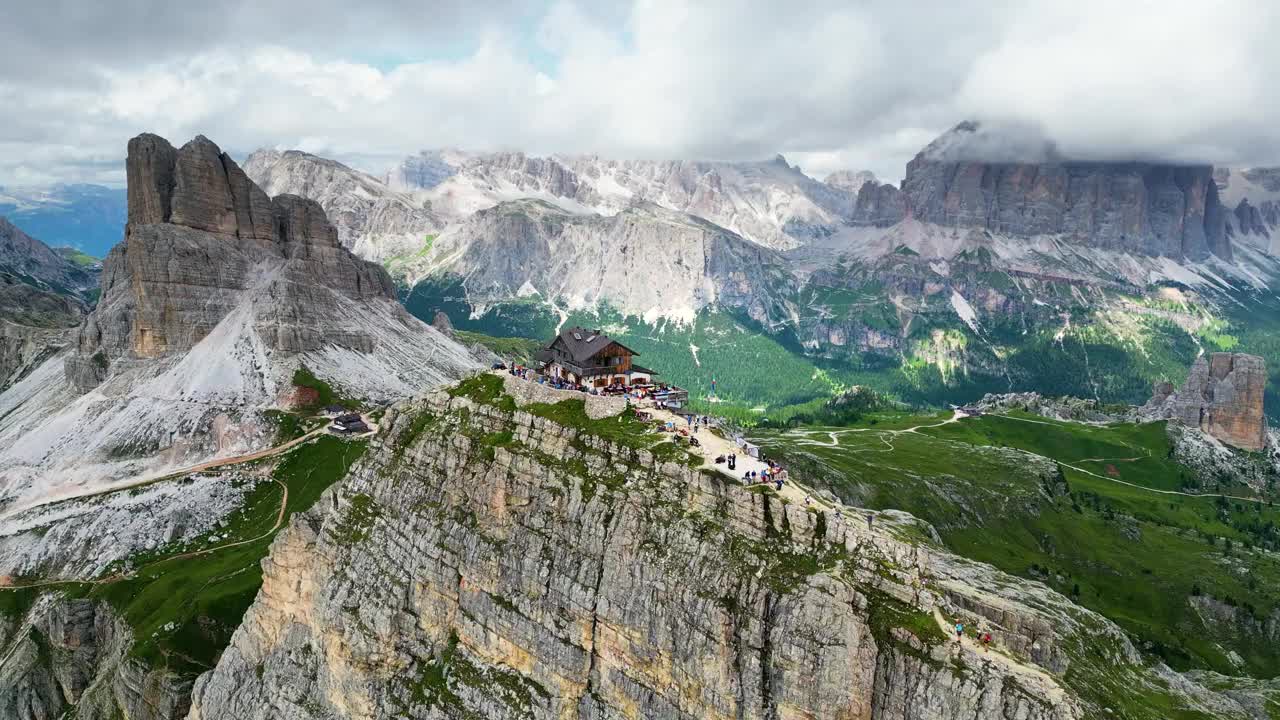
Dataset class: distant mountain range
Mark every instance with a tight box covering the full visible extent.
[236,124,1280,419]
[0,183,125,257]
[0,217,100,389]
[9,124,1280,416]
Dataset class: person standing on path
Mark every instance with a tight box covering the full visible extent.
[866,513,875,530]
[954,622,964,643]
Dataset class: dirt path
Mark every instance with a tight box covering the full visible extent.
[783,409,969,449]
[930,607,1068,704]
[645,406,890,511]
[984,413,1272,505]
[0,478,291,592]
[788,408,1272,507]
[0,425,329,523]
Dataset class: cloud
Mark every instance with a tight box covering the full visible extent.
[1,0,1278,187]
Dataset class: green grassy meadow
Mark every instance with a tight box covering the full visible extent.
[1,435,369,679]
[753,411,1280,677]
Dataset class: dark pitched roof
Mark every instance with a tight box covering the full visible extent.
[547,326,639,364]
[630,364,658,375]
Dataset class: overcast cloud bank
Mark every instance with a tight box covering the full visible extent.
[1,0,1277,186]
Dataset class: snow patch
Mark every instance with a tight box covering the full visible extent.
[949,290,980,333]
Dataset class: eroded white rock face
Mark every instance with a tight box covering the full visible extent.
[407,198,795,326]
[244,148,442,262]
[385,150,856,251]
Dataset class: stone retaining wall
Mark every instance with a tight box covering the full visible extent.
[498,372,628,419]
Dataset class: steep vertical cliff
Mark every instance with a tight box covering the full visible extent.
[0,132,479,514]
[183,376,1256,719]
[67,134,412,390]
[1146,352,1268,451]
[891,123,1233,260]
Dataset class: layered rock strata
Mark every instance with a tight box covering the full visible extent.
[66,134,402,390]
[840,123,1234,261]
[0,596,188,720]
[183,384,1239,719]
[1146,352,1268,451]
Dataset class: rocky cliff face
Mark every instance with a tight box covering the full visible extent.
[887,123,1233,260]
[67,134,415,390]
[387,150,858,250]
[0,132,478,514]
[185,386,1069,719]
[1217,167,1280,254]
[181,378,1259,720]
[0,595,188,720]
[1146,353,1268,451]
[244,149,441,261]
[413,198,795,324]
[851,181,908,227]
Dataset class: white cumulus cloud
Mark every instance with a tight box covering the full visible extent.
[0,0,1277,187]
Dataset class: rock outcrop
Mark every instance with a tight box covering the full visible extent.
[1146,353,1268,451]
[0,132,479,513]
[0,596,188,720]
[430,310,455,336]
[1216,167,1280,253]
[851,181,908,227]
[884,123,1233,260]
[414,198,794,325]
[243,148,441,261]
[183,379,1263,720]
[66,134,405,390]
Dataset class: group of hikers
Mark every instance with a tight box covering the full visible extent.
[738,461,788,490]
[953,621,994,652]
